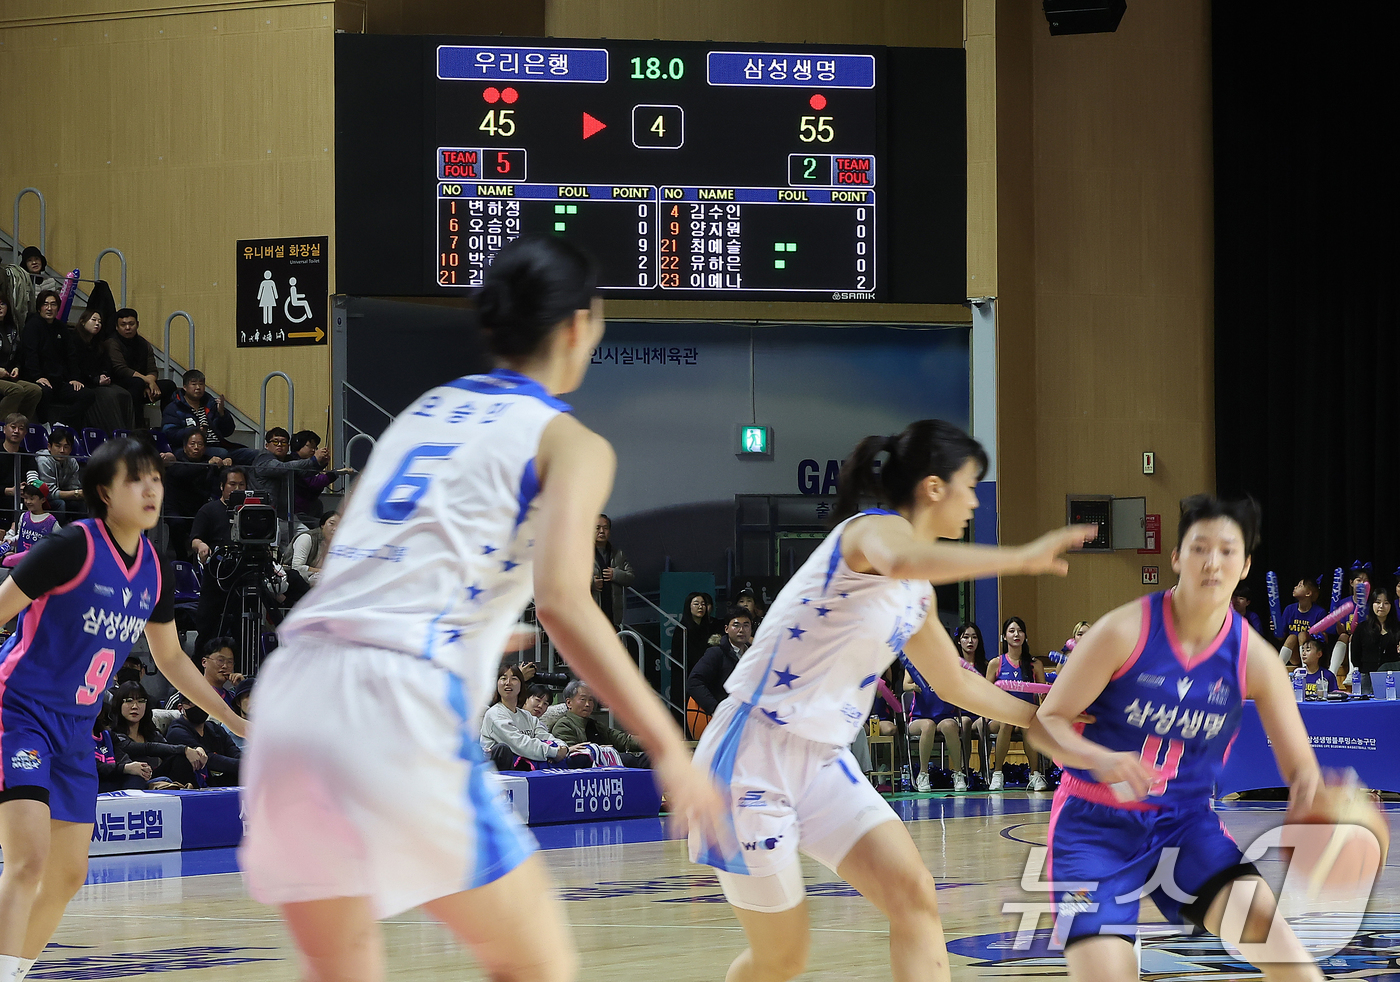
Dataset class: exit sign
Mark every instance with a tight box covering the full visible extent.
[1142,566,1159,586]
[738,425,772,457]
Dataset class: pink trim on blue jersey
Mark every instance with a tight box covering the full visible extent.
[48,523,96,596]
[1058,772,1155,811]
[93,519,146,583]
[1110,597,1153,681]
[0,595,50,791]
[1161,587,1234,672]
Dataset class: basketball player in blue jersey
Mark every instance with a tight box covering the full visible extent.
[689,420,1153,982]
[1038,495,1324,982]
[0,438,246,982]
[241,237,722,982]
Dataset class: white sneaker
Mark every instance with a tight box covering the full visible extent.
[915,771,931,793]
[1028,771,1049,791]
[952,771,968,792]
[989,770,1005,791]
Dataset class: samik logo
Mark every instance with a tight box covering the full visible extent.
[10,749,41,771]
[742,836,782,851]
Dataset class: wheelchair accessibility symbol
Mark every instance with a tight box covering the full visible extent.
[256,271,315,325]
[284,277,314,324]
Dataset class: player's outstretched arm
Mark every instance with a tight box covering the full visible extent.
[843,515,1098,585]
[1034,607,1154,798]
[1246,630,1321,815]
[145,619,247,738]
[531,415,723,832]
[0,578,33,625]
[902,609,1036,728]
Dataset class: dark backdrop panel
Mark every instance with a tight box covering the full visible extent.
[1214,7,1400,603]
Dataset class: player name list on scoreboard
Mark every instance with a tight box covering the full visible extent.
[432,42,882,299]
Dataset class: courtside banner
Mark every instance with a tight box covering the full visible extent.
[89,790,184,855]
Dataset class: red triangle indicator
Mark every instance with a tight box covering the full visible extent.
[582,112,607,139]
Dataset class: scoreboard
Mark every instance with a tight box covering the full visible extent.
[433,41,882,299]
[336,35,965,304]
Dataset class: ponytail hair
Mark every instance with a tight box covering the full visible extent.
[829,419,988,525]
[475,236,598,359]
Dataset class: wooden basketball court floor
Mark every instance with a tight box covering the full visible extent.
[25,794,1400,981]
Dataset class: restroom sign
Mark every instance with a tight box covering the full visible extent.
[236,236,329,347]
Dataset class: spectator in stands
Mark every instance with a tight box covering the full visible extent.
[2,253,37,325]
[1351,587,1398,691]
[671,591,721,668]
[189,466,247,562]
[523,683,553,718]
[164,430,227,559]
[290,430,352,522]
[70,308,134,430]
[2,413,35,530]
[19,247,60,296]
[549,680,649,767]
[251,427,328,526]
[480,665,586,770]
[734,588,767,630]
[1231,586,1262,634]
[167,692,241,786]
[104,308,177,414]
[1,483,58,568]
[289,511,339,586]
[197,636,242,708]
[19,290,97,427]
[0,294,43,418]
[1280,576,1326,667]
[162,369,236,447]
[110,680,207,787]
[30,427,83,521]
[93,706,150,793]
[592,514,634,628]
[686,607,752,739]
[1299,634,1339,693]
[229,677,255,750]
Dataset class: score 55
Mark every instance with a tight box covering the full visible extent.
[799,115,834,143]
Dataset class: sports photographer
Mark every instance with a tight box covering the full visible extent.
[191,466,308,665]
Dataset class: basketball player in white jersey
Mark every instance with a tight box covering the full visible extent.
[690,420,1153,982]
[241,237,721,982]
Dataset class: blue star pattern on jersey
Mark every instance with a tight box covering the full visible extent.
[466,583,484,600]
[772,666,800,688]
[760,709,788,725]
[787,626,806,640]
[815,605,832,617]
[482,544,497,555]
[502,560,519,573]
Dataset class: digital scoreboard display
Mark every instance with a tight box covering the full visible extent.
[433,40,883,299]
[335,35,965,304]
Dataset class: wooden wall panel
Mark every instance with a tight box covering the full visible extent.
[0,2,335,435]
[545,0,963,47]
[1012,0,1214,646]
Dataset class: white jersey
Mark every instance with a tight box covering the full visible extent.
[281,368,568,713]
[723,510,934,747]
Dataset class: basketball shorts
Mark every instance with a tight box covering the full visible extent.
[688,698,899,883]
[240,638,536,919]
[1047,789,1258,946]
[0,692,98,824]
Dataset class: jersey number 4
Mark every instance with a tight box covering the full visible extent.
[75,648,117,706]
[1139,734,1185,796]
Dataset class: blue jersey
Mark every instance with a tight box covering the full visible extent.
[0,519,162,717]
[997,652,1038,704]
[1065,590,1246,806]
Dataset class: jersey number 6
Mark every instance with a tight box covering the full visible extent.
[75,648,117,706]
[373,444,458,524]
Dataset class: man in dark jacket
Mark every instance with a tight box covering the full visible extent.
[548,680,648,767]
[162,369,237,445]
[592,514,635,628]
[251,427,329,526]
[686,607,753,738]
[19,290,96,427]
[166,693,241,786]
[105,308,177,412]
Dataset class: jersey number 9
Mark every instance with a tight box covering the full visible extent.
[76,648,117,706]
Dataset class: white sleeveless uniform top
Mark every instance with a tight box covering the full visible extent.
[722,510,934,747]
[281,368,568,710]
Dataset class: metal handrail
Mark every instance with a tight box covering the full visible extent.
[344,432,376,467]
[260,371,295,437]
[164,311,195,380]
[94,248,127,307]
[341,380,397,426]
[616,628,686,716]
[12,188,44,264]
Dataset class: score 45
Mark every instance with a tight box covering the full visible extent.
[799,115,834,143]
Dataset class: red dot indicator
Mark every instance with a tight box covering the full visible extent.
[483,87,501,103]
[809,93,827,110]
[501,87,519,104]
